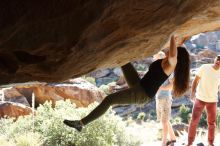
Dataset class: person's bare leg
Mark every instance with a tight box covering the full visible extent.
[161,120,169,146]
[168,121,176,142]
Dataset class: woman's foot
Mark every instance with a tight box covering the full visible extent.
[63,120,83,132]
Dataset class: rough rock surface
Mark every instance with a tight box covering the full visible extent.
[0,101,32,118]
[2,87,30,106]
[2,78,105,107]
[0,0,220,84]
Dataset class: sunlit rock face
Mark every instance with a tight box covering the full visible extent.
[2,78,105,108]
[0,102,32,118]
[0,0,220,84]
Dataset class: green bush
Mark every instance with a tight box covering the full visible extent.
[0,135,15,146]
[15,133,42,146]
[0,100,142,146]
[171,117,182,124]
[179,105,191,124]
[137,112,146,121]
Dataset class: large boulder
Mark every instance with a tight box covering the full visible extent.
[0,102,32,118]
[197,49,218,59]
[2,78,105,107]
[1,87,30,106]
[31,78,106,107]
[0,0,220,84]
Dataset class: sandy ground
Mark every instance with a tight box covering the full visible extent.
[125,121,220,146]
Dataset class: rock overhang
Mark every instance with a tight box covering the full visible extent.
[0,0,220,84]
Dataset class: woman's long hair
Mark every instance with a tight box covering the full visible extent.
[173,46,190,97]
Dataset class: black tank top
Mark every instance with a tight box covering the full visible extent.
[140,59,169,98]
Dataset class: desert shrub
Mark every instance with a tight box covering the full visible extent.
[0,100,142,146]
[171,117,182,124]
[0,135,15,146]
[132,109,156,122]
[137,112,146,121]
[15,132,42,146]
[99,84,110,95]
[179,105,191,124]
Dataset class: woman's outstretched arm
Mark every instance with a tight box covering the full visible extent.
[162,35,178,75]
[168,35,177,67]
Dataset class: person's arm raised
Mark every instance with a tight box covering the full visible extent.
[168,35,177,67]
